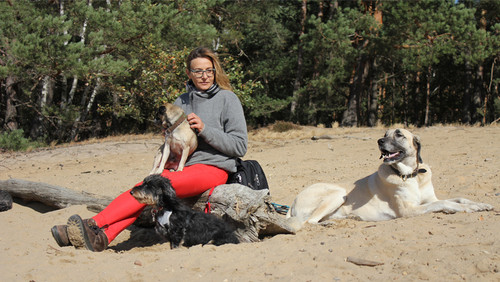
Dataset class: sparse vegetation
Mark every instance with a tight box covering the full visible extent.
[272,121,301,133]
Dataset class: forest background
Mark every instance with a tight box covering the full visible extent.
[1,0,499,147]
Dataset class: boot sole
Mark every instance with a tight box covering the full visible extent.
[50,226,71,247]
[67,215,95,251]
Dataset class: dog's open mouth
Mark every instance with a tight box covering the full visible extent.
[379,149,403,162]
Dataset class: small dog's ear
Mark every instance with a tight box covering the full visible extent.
[413,134,423,163]
[158,176,181,208]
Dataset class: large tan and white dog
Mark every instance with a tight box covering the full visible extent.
[150,103,197,175]
[286,129,493,230]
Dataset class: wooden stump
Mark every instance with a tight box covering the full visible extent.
[188,184,295,242]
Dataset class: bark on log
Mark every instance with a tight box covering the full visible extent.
[0,178,113,212]
[189,184,295,242]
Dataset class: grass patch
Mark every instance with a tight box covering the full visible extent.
[271,121,301,133]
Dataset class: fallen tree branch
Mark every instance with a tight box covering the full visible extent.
[0,178,113,212]
[311,135,371,141]
[346,256,384,267]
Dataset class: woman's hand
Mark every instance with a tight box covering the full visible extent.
[187,113,204,134]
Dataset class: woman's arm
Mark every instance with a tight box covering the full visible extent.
[198,92,248,157]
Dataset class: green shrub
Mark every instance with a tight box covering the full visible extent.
[272,121,301,133]
[0,129,45,151]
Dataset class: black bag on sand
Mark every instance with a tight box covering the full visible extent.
[227,158,269,191]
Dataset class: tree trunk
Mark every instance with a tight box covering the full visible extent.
[290,0,307,119]
[424,66,431,126]
[4,76,19,131]
[59,0,69,111]
[30,80,47,139]
[41,75,55,107]
[462,59,473,124]
[30,75,54,139]
[472,64,484,124]
[414,72,421,125]
[83,77,101,121]
[403,74,408,126]
[70,82,92,141]
[367,58,378,127]
[70,77,101,141]
[67,0,91,109]
[341,52,369,127]
[368,82,378,126]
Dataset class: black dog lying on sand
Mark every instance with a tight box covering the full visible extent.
[130,174,239,249]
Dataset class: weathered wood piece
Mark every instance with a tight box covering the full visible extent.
[311,135,371,141]
[0,178,113,212]
[346,256,384,267]
[189,184,295,242]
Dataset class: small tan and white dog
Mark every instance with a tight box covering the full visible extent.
[286,128,493,230]
[150,103,198,175]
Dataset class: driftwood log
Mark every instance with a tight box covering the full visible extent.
[0,179,294,242]
[189,184,295,242]
[311,135,371,141]
[0,179,113,212]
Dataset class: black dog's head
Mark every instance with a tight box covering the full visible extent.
[130,174,180,209]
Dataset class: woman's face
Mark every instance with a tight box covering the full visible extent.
[187,57,215,91]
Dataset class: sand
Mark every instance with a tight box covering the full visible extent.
[0,125,499,281]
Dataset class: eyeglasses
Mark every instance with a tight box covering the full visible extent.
[190,68,215,78]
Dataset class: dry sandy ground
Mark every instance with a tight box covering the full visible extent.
[0,125,499,281]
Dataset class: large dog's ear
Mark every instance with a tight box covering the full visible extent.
[413,134,423,163]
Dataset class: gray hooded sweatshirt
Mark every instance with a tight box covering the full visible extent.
[174,82,248,173]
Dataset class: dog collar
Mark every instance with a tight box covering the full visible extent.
[151,207,163,222]
[390,166,427,181]
[166,113,187,134]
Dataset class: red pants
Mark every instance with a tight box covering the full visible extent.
[92,164,228,243]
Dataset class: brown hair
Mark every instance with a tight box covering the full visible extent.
[186,47,232,91]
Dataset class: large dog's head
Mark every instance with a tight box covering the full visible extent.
[130,174,180,209]
[377,129,422,169]
[155,103,185,130]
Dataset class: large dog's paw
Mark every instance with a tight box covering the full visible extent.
[447,197,477,205]
[441,198,493,213]
[464,202,494,212]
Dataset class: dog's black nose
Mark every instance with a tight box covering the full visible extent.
[377,138,385,145]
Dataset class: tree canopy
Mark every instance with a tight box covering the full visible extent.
[1,0,499,145]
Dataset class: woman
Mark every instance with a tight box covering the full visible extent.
[51,47,248,252]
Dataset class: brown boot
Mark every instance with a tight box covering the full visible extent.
[67,214,108,252]
[50,225,72,247]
